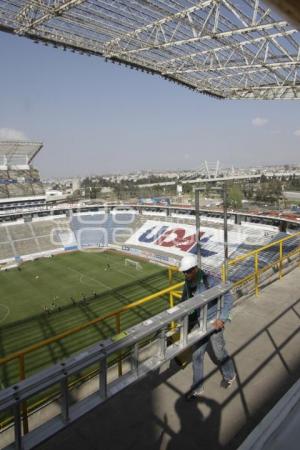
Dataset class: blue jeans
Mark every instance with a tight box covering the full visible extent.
[191,329,235,391]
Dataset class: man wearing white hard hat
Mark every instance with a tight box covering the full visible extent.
[179,254,236,400]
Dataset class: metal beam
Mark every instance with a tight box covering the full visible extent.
[107,21,289,57]
[0,0,299,99]
[164,60,300,75]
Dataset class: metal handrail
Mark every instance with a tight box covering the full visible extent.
[222,232,300,294]
[0,281,184,367]
[0,282,231,450]
[228,231,300,264]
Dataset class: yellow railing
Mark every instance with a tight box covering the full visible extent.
[0,268,184,433]
[1,233,300,432]
[2,232,300,386]
[222,231,300,296]
[0,272,183,378]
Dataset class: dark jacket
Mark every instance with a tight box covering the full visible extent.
[180,270,233,323]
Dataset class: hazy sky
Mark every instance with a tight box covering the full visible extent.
[0,32,299,178]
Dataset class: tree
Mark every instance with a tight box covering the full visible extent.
[255,178,282,205]
[227,184,243,209]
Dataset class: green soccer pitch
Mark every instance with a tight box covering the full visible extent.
[0,250,182,388]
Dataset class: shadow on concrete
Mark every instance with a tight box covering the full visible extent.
[36,295,300,450]
[165,396,223,450]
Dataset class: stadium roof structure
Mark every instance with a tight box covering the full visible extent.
[0,141,43,164]
[0,1,300,100]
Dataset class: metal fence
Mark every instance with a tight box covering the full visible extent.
[1,231,300,443]
[0,283,231,450]
[223,231,300,295]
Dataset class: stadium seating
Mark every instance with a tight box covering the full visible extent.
[0,170,9,198]
[29,168,44,195]
[7,170,24,178]
[0,187,9,198]
[1,213,298,284]
[0,169,9,179]
[37,236,62,251]
[8,224,34,240]
[0,227,8,242]
[0,242,14,259]
[0,218,72,261]
[31,220,59,235]
[14,239,39,256]
[70,213,141,247]
[0,168,44,199]
[7,182,34,198]
[32,184,45,195]
[0,141,45,200]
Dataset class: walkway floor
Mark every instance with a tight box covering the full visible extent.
[38,268,300,450]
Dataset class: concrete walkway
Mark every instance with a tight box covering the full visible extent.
[38,268,300,450]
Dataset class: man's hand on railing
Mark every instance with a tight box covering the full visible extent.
[212,319,225,330]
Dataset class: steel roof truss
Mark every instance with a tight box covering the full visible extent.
[0,0,299,99]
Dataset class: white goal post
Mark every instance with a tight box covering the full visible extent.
[124,258,143,271]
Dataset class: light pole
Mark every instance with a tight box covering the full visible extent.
[223,182,229,280]
[195,188,201,269]
[194,175,261,280]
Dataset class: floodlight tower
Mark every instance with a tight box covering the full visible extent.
[194,175,262,280]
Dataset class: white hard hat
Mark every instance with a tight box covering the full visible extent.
[179,254,198,272]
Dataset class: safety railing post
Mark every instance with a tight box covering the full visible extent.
[1,280,184,390]
[99,357,107,400]
[279,241,283,279]
[180,316,189,348]
[217,296,221,319]
[13,400,22,450]
[221,264,226,282]
[199,305,204,331]
[158,327,167,361]
[0,283,233,449]
[202,305,208,332]
[115,314,123,377]
[169,292,174,309]
[169,291,177,330]
[131,343,139,378]
[254,253,259,296]
[60,376,70,423]
[19,354,29,435]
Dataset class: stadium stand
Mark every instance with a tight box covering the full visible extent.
[70,213,141,247]
[8,223,34,240]
[0,226,8,242]
[0,170,9,198]
[1,211,299,283]
[37,235,61,252]
[0,242,14,259]
[14,238,39,256]
[31,220,60,235]
[0,141,45,201]
[0,188,8,199]
[30,168,44,195]
[0,218,71,261]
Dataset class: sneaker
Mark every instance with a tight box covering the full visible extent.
[185,389,204,400]
[222,374,236,388]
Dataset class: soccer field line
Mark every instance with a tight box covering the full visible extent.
[64,265,111,291]
[113,264,143,281]
[79,274,92,288]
